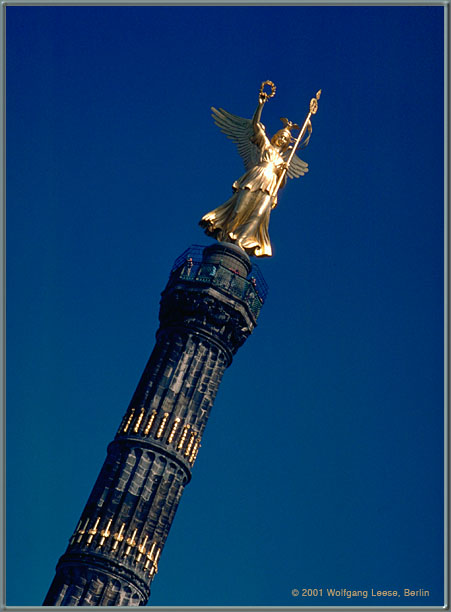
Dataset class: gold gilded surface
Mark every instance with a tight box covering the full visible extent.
[184,432,196,457]
[137,535,148,562]
[99,518,112,546]
[310,89,321,114]
[122,408,135,433]
[167,417,181,443]
[112,523,125,550]
[125,528,138,556]
[87,517,101,544]
[145,542,157,569]
[177,424,190,450]
[156,412,169,438]
[273,89,322,196]
[259,79,276,101]
[144,410,157,435]
[200,81,321,257]
[133,408,145,433]
[76,518,89,543]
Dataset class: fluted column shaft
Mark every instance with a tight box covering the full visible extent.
[44,243,263,606]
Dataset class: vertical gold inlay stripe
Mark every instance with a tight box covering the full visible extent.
[156,412,169,438]
[133,408,145,433]
[177,424,190,450]
[112,523,125,551]
[99,518,112,547]
[144,411,157,435]
[189,439,200,463]
[137,535,148,562]
[167,417,181,443]
[87,517,101,544]
[185,433,196,456]
[123,409,135,433]
[76,517,90,543]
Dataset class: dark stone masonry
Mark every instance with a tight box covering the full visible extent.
[43,242,266,606]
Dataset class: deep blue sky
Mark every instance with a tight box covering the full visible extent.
[6,4,445,608]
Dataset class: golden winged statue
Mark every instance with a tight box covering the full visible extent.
[199,81,319,257]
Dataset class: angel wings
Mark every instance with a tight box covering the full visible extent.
[211,106,309,179]
[199,96,313,257]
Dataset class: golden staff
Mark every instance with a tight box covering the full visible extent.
[273,89,322,196]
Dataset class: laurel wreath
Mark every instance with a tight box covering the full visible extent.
[259,80,276,101]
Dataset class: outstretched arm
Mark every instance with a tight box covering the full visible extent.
[251,94,266,127]
[250,94,270,146]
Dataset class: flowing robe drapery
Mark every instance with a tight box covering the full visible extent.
[200,129,286,258]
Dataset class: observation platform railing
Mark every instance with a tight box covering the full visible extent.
[169,245,268,318]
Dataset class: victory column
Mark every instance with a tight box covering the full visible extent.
[44,81,321,606]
